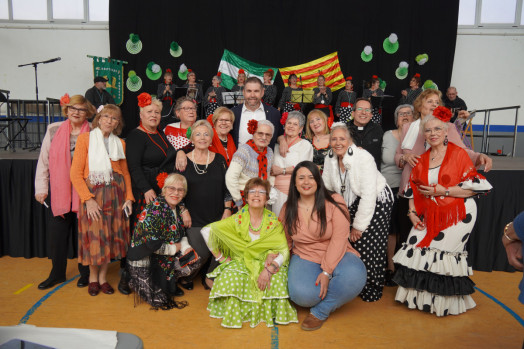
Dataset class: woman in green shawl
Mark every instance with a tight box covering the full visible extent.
[201,178,298,328]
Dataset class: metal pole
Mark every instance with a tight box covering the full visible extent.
[512,107,519,157]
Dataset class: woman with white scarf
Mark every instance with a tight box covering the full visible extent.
[71,104,134,297]
[322,123,394,302]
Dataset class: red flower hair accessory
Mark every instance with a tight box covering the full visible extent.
[432,106,452,123]
[238,69,245,74]
[293,104,301,111]
[372,75,378,79]
[345,76,353,81]
[217,72,222,77]
[137,92,152,108]
[267,69,273,73]
[280,112,289,125]
[247,119,258,135]
[188,69,193,73]
[156,172,168,189]
[60,93,70,106]
[414,73,420,78]
[166,68,172,73]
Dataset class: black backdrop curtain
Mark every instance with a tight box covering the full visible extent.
[109,0,459,136]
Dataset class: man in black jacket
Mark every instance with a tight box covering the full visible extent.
[231,77,283,149]
[85,76,115,111]
[347,98,383,170]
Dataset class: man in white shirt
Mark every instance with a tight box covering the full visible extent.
[231,77,283,149]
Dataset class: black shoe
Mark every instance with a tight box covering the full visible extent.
[77,275,89,288]
[384,270,397,287]
[179,281,194,290]
[201,278,211,290]
[174,286,185,297]
[118,270,131,295]
[38,277,66,290]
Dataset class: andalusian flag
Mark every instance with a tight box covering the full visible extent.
[91,56,124,105]
[279,52,345,91]
[218,49,278,90]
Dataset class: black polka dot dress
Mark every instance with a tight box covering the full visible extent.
[349,186,394,302]
[392,167,492,316]
[371,107,382,125]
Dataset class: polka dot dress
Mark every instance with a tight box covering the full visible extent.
[371,107,382,125]
[392,169,492,316]
[207,260,298,328]
[282,102,296,113]
[206,101,219,117]
[349,187,394,302]
[339,106,353,124]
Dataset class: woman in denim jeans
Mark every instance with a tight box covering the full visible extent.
[279,161,366,331]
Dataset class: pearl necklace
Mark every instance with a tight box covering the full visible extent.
[191,150,210,175]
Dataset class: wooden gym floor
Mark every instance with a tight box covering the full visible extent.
[0,256,522,348]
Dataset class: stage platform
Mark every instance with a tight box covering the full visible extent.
[1,150,523,272]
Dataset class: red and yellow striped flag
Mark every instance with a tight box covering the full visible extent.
[279,52,345,91]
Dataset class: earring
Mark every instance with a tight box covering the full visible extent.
[347,147,353,156]
[444,136,448,146]
[424,140,427,149]
[328,149,333,158]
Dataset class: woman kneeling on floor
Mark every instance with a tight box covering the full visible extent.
[280,161,367,331]
[201,178,298,328]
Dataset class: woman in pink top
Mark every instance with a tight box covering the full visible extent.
[279,161,366,331]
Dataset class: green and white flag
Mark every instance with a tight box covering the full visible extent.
[91,56,124,105]
[218,49,278,90]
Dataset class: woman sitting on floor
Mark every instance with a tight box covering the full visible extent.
[201,178,298,328]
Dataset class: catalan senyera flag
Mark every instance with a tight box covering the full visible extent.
[279,52,345,91]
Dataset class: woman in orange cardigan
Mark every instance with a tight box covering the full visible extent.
[71,104,134,296]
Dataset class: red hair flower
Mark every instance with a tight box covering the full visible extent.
[217,72,222,77]
[414,73,420,78]
[247,119,258,135]
[156,172,168,189]
[238,69,245,74]
[166,68,172,73]
[280,112,289,125]
[372,75,378,79]
[267,68,273,73]
[345,76,352,81]
[137,92,152,108]
[60,93,70,106]
[433,106,452,123]
[188,69,192,73]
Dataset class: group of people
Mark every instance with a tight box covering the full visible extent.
[35,71,494,331]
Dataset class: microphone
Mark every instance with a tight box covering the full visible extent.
[43,57,61,63]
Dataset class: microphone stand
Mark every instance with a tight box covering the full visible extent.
[18,58,61,130]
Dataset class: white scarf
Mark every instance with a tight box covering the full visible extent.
[88,128,126,185]
[401,118,420,150]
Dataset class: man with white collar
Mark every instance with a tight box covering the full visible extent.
[347,98,383,170]
[231,77,283,149]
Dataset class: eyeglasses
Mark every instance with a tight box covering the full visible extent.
[398,112,413,117]
[180,107,196,111]
[356,107,372,113]
[255,131,272,139]
[164,186,185,194]
[248,189,267,196]
[216,118,232,124]
[423,127,445,135]
[193,132,210,138]
[101,114,119,122]
[69,106,88,114]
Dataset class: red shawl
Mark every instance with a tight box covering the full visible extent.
[410,142,485,247]
[246,139,268,179]
[209,128,236,167]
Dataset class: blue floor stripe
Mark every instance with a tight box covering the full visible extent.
[271,321,279,349]
[475,286,524,327]
[19,274,79,324]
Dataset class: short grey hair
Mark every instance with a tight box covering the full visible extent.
[329,122,351,140]
[286,111,305,127]
[190,120,213,141]
[394,104,414,126]
[420,115,449,133]
[257,119,275,136]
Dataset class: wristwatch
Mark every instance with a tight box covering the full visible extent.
[322,271,332,280]
[445,188,450,197]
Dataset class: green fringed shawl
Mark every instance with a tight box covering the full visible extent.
[206,205,289,302]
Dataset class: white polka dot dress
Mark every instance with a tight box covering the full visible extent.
[392,167,492,316]
[349,186,394,302]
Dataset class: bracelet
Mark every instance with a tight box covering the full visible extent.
[282,168,286,175]
[215,253,223,261]
[265,266,275,275]
[224,207,233,211]
[504,222,514,241]
[407,209,417,217]
[219,257,228,264]
[322,271,332,280]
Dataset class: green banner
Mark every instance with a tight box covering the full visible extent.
[92,57,124,105]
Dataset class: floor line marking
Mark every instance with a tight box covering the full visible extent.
[475,286,524,327]
[14,283,33,295]
[271,321,279,349]
[19,274,79,324]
